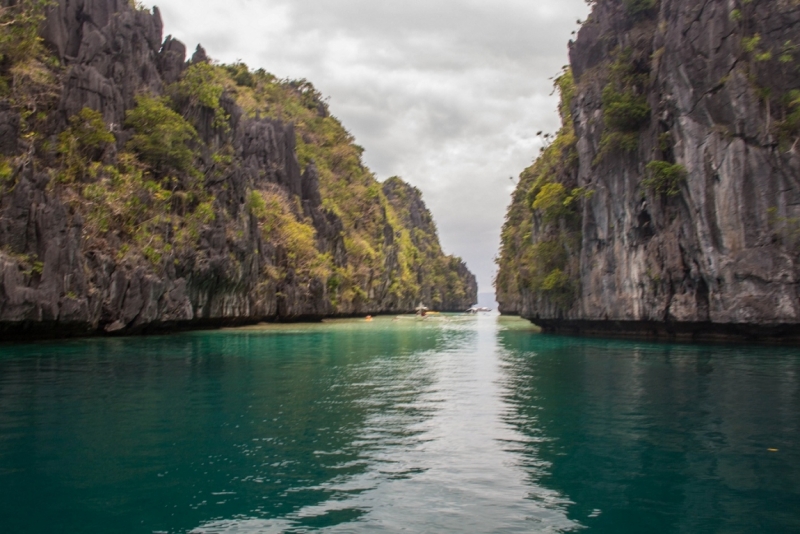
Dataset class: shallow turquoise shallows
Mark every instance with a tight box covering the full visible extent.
[1,315,799,533]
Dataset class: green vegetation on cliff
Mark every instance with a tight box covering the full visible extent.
[0,0,60,167]
[0,0,475,326]
[595,47,652,162]
[197,61,475,309]
[495,70,583,312]
[381,177,474,310]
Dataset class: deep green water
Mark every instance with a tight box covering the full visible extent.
[0,315,799,533]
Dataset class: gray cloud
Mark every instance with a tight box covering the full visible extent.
[146,0,591,294]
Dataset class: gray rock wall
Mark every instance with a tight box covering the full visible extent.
[503,0,800,340]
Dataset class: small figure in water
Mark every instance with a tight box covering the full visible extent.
[366,315,373,322]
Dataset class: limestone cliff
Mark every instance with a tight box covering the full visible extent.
[496,0,800,341]
[0,0,476,339]
[382,177,478,311]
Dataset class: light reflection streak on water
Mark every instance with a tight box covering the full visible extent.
[191,315,580,533]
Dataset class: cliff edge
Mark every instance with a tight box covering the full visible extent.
[0,0,477,339]
[496,0,800,341]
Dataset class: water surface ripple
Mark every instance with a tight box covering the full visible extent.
[0,315,798,533]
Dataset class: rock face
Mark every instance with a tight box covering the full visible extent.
[45,0,164,126]
[382,177,478,311]
[496,0,800,341]
[0,0,476,339]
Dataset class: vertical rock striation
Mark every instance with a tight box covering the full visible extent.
[497,0,800,341]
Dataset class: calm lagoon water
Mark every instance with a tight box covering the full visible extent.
[0,314,799,533]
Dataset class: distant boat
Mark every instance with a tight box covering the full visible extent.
[465,307,492,314]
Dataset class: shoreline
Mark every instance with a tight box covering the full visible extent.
[0,309,476,344]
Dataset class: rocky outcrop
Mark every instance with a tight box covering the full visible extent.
[44,0,165,125]
[382,177,478,311]
[0,0,476,339]
[496,0,800,342]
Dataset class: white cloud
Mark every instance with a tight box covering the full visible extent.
[145,0,591,293]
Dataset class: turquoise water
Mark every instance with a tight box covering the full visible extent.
[0,315,798,533]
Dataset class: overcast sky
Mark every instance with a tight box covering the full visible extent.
[142,0,592,297]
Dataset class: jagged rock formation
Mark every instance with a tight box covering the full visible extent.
[382,177,478,311]
[496,0,800,341]
[0,0,476,339]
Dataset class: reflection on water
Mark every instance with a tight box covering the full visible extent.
[497,331,800,534]
[0,316,798,533]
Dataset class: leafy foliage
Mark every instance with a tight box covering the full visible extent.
[0,0,60,154]
[595,48,652,163]
[602,86,651,132]
[168,62,230,131]
[224,62,256,88]
[0,157,13,185]
[643,161,686,196]
[0,0,53,69]
[602,49,651,128]
[125,95,199,176]
[249,189,330,281]
[57,108,114,182]
[496,69,584,311]
[532,183,591,223]
[53,103,210,269]
[77,149,215,268]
